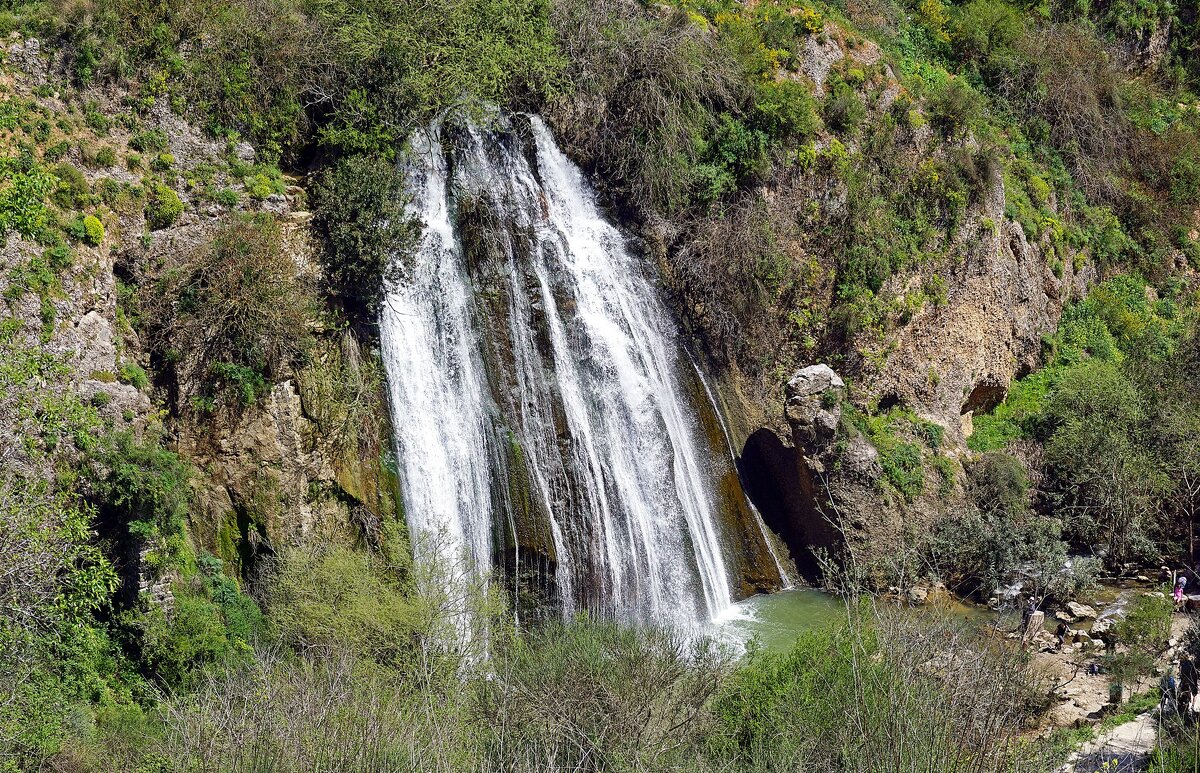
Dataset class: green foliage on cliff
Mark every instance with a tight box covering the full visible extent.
[46,0,564,160]
[140,214,315,411]
[844,404,951,501]
[310,154,416,322]
[144,181,182,229]
[968,275,1200,568]
[0,479,121,767]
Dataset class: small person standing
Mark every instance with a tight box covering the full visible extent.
[1022,596,1037,632]
[1176,575,1189,606]
[1181,656,1198,718]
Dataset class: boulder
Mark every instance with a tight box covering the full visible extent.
[1090,618,1114,640]
[1066,601,1098,620]
[907,586,929,605]
[786,364,846,398]
[1023,610,1045,641]
[784,364,848,458]
[1055,610,1076,623]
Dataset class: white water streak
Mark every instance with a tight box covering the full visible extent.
[380,116,735,626]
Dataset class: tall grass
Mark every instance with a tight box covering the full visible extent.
[35,528,1057,772]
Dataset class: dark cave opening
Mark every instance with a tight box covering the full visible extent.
[737,428,827,582]
[961,379,1008,415]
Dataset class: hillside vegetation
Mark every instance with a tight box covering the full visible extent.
[1,0,1200,769]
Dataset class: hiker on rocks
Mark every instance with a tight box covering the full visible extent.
[1055,621,1070,650]
[1181,656,1198,718]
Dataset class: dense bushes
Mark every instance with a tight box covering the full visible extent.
[710,610,1049,771]
[481,622,733,770]
[547,0,747,214]
[310,154,416,322]
[142,214,314,410]
[266,546,419,665]
[0,479,118,767]
[87,431,190,550]
[59,565,1051,773]
[930,451,1098,600]
[51,0,565,160]
[967,275,1200,569]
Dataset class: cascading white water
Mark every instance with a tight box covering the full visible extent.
[378,130,496,582]
[380,115,737,626]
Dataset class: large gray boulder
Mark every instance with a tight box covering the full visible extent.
[785,364,846,456]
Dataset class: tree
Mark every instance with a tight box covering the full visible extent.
[310,154,417,325]
[1043,360,1167,565]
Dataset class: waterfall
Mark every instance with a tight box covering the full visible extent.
[687,355,796,591]
[380,115,742,626]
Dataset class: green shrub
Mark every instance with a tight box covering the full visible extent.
[139,552,268,686]
[710,612,1045,770]
[87,432,190,544]
[950,0,1023,72]
[51,162,89,209]
[82,214,104,245]
[43,140,70,162]
[481,620,733,770]
[118,360,148,388]
[129,129,168,153]
[1043,359,1163,565]
[1108,593,1173,686]
[548,2,744,213]
[311,154,416,321]
[208,361,268,406]
[880,441,924,500]
[84,104,111,134]
[145,182,183,229]
[0,477,120,759]
[929,505,1095,600]
[142,214,314,408]
[267,547,416,665]
[0,157,56,239]
[968,452,1029,517]
[823,79,865,134]
[695,115,771,201]
[141,594,230,686]
[95,145,117,167]
[752,79,819,140]
[926,77,985,139]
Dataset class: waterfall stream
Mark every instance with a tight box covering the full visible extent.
[380,115,772,626]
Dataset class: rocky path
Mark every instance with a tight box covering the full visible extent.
[1061,711,1159,772]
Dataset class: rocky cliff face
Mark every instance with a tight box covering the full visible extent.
[0,40,393,593]
[727,211,1087,581]
[667,24,1097,584]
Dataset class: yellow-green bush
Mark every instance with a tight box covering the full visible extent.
[145,182,183,229]
[82,213,104,245]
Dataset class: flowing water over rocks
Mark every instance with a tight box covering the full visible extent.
[380,115,782,626]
